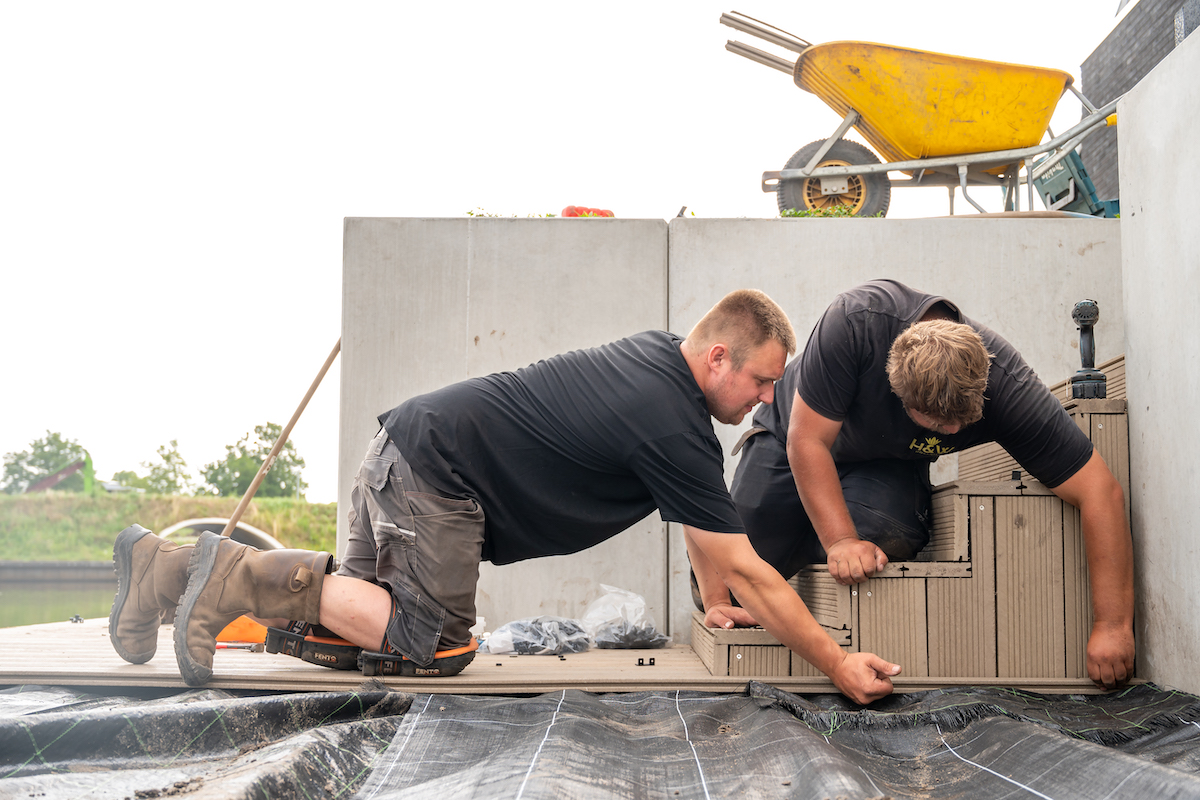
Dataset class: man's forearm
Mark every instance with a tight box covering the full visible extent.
[684,529,732,611]
[721,568,847,675]
[788,436,858,550]
[1081,492,1135,629]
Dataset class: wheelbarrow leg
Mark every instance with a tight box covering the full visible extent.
[1027,159,1036,212]
[801,110,860,175]
[958,165,988,213]
[1002,169,1020,212]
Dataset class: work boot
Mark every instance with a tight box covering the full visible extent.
[109,524,193,664]
[174,531,331,686]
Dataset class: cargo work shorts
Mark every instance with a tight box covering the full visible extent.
[338,428,484,665]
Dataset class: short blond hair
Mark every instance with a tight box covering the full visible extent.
[886,320,991,425]
[687,289,797,365]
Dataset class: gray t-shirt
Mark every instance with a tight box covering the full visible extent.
[753,280,1093,488]
[380,331,744,565]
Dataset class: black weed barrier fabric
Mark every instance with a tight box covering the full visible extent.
[0,684,411,799]
[5,683,1200,799]
[351,683,1200,800]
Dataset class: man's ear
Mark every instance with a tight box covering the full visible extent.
[708,343,730,371]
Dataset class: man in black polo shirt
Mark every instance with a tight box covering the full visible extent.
[713,279,1134,690]
[112,289,903,704]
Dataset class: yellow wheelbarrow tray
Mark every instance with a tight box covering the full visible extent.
[721,11,1121,215]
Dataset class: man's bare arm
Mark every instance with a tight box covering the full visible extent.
[685,527,759,629]
[787,393,887,584]
[685,525,899,704]
[1049,449,1136,689]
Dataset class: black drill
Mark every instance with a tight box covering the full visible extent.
[1070,299,1107,399]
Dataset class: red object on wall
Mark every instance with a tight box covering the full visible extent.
[561,206,614,217]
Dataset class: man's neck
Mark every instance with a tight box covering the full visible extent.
[679,339,710,393]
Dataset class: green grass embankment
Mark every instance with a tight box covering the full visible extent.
[0,494,338,561]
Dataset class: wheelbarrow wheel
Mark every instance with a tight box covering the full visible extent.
[777,139,891,218]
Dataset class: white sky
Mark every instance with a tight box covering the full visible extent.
[1,2,1129,504]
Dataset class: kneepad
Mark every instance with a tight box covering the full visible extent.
[265,621,362,670]
[359,639,479,677]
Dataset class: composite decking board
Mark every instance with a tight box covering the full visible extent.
[1063,505,1093,680]
[791,570,852,633]
[995,495,1066,678]
[927,497,998,677]
[858,577,929,677]
[926,492,969,562]
[0,619,1114,694]
[729,644,790,677]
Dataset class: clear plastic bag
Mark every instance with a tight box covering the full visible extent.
[480,615,590,655]
[581,584,669,649]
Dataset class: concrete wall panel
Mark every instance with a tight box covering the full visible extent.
[1117,33,1200,693]
[342,215,1124,646]
[340,217,670,633]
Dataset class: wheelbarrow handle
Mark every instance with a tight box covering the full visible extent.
[720,11,810,53]
[725,40,794,75]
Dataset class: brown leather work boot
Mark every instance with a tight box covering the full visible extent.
[109,524,192,664]
[174,531,331,686]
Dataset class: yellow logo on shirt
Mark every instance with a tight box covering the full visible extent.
[910,435,956,456]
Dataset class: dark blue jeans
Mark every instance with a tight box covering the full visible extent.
[730,431,931,582]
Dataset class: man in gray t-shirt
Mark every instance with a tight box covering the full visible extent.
[719,280,1134,690]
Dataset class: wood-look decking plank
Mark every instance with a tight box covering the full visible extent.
[0,619,1113,695]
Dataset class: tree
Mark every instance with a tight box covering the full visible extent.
[143,440,192,495]
[109,441,192,494]
[111,470,149,490]
[2,431,90,494]
[199,423,307,499]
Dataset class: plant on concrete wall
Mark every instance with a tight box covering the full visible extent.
[780,206,882,218]
[465,208,558,218]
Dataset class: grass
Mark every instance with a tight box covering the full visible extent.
[0,493,337,561]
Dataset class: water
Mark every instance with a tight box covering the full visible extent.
[0,577,117,628]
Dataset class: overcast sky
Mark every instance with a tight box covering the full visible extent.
[1,2,1130,504]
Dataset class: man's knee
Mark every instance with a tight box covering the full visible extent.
[847,502,929,560]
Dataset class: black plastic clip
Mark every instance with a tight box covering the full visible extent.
[636,657,656,666]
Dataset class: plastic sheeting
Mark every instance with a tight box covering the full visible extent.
[4,682,1200,799]
[0,685,409,799]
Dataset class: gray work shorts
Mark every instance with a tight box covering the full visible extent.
[338,428,484,665]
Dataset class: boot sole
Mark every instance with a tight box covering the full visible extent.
[174,531,223,687]
[109,524,155,664]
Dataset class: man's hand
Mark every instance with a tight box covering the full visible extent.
[829,651,901,704]
[826,538,887,585]
[1088,621,1135,690]
[703,603,759,630]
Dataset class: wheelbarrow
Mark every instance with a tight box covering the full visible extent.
[720,11,1121,217]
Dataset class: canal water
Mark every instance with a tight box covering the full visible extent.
[0,564,116,628]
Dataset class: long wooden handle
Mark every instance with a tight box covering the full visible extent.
[220,338,342,538]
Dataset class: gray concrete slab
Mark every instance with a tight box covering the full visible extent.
[665,216,1125,637]
[1118,31,1200,695]
[340,217,671,634]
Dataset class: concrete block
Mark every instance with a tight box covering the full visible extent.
[665,215,1123,639]
[340,217,670,633]
[1118,30,1200,694]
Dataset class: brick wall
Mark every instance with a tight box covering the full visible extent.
[1080,0,1194,200]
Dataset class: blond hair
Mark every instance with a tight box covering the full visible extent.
[687,289,797,365]
[886,320,991,425]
